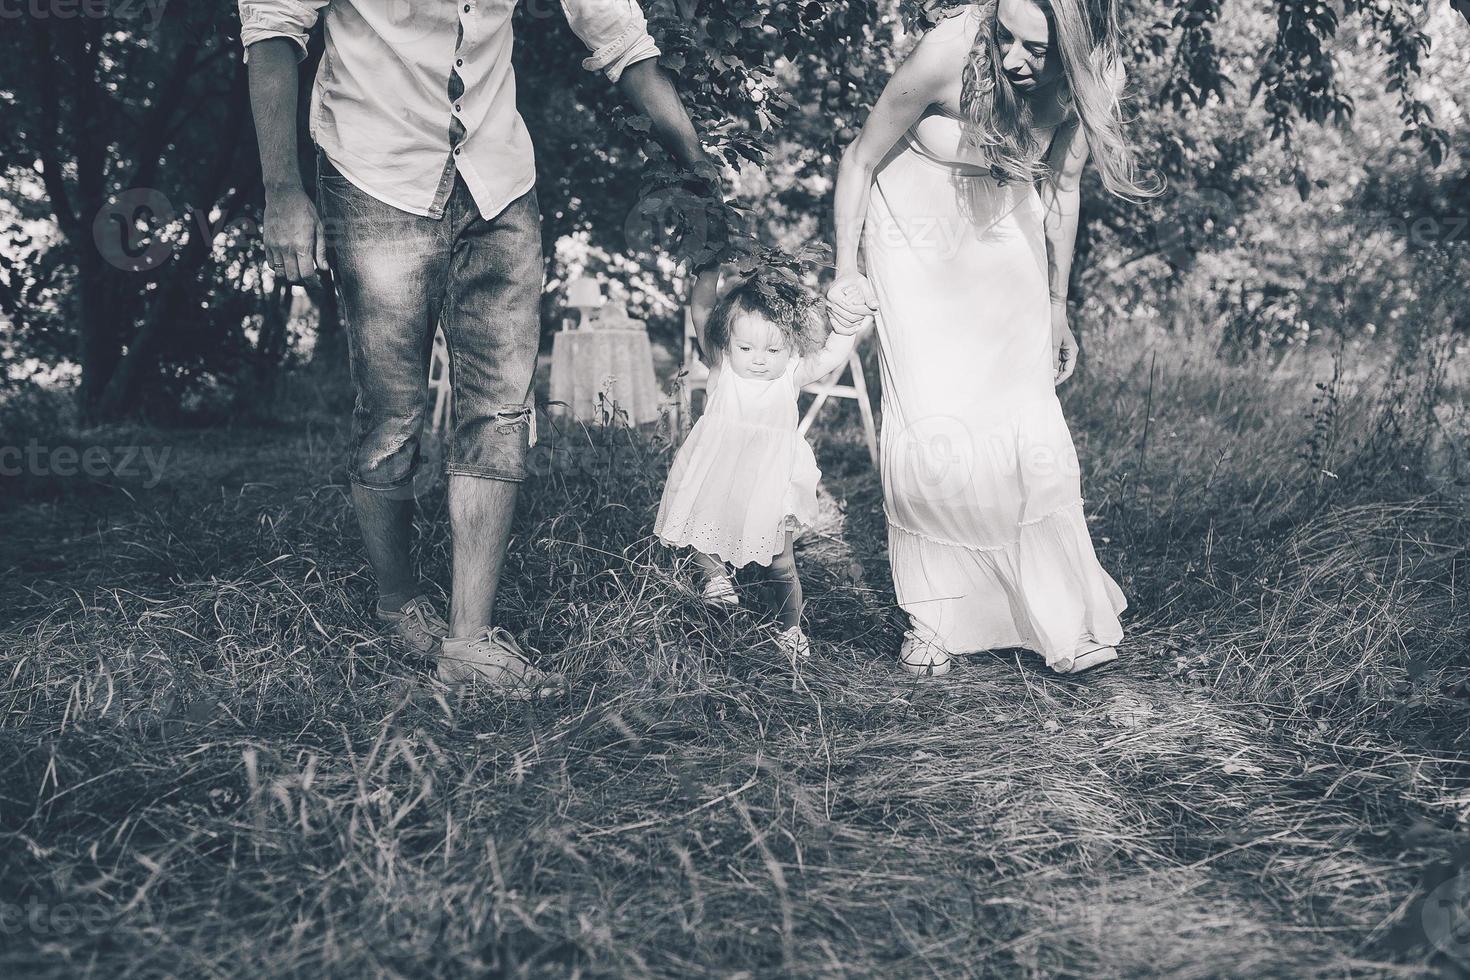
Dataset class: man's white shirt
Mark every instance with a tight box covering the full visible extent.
[239,0,661,220]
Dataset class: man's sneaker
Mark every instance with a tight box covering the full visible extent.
[377,596,449,655]
[775,625,812,663]
[701,573,739,609]
[436,627,566,698]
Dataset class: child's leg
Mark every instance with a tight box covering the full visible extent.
[692,550,728,583]
[765,532,803,630]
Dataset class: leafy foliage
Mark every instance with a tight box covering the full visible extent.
[0,0,1462,419]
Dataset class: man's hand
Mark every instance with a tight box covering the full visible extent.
[826,273,878,335]
[1052,304,1079,386]
[264,187,329,284]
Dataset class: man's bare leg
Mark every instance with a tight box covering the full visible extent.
[447,473,519,636]
[351,485,419,608]
[436,472,561,693]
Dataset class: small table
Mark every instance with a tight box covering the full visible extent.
[549,328,662,426]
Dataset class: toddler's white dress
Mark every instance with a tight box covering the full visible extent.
[655,357,820,568]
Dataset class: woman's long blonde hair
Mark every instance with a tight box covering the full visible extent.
[959,0,1158,198]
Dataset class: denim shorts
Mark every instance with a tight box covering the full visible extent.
[316,152,543,490]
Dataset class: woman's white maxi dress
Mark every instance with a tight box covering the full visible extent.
[862,106,1127,669]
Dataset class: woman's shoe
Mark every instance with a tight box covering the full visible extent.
[899,632,952,676]
[1053,643,1118,675]
[701,573,739,609]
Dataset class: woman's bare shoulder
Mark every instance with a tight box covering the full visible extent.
[920,3,983,46]
[901,3,977,79]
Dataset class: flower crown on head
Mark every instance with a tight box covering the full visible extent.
[724,241,834,332]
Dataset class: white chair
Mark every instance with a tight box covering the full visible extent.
[798,324,879,467]
[429,327,452,435]
[671,305,711,437]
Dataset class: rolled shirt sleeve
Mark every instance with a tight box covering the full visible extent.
[560,0,662,83]
[238,0,329,62]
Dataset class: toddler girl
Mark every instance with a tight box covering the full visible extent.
[655,270,858,662]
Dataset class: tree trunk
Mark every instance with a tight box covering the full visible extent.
[93,67,251,418]
[32,17,121,419]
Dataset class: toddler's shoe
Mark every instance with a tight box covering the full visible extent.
[701,573,740,609]
[776,625,812,663]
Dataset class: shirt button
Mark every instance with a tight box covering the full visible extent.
[455,104,462,112]
[456,59,464,67]
[454,147,462,156]
[463,4,470,11]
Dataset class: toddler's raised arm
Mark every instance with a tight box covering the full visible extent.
[689,266,722,366]
[796,318,859,388]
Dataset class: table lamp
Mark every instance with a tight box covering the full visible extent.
[565,277,604,329]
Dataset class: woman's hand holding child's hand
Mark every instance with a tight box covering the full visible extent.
[826,274,878,336]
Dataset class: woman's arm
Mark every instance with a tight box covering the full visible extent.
[1038,120,1090,384]
[1038,118,1090,311]
[1038,60,1122,384]
[829,16,971,330]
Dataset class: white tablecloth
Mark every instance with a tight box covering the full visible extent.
[549,329,662,425]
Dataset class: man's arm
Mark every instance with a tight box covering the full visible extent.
[562,0,720,264]
[247,38,327,283]
[615,59,707,172]
[239,1,329,283]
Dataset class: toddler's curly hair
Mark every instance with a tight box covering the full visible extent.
[704,276,826,363]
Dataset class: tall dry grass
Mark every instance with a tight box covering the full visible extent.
[0,321,1466,978]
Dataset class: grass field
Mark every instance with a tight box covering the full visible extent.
[2,322,1467,978]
